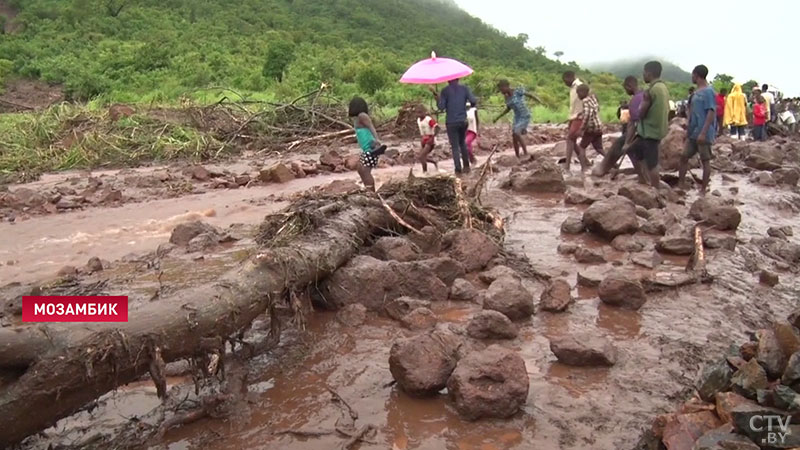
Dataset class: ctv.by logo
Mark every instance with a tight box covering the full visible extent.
[750,415,793,445]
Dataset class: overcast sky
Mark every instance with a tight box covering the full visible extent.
[455,0,799,96]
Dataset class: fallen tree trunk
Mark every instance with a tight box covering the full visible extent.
[0,195,391,447]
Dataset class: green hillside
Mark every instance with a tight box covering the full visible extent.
[0,0,688,122]
[589,58,692,84]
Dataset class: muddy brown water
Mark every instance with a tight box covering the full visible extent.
[10,144,800,450]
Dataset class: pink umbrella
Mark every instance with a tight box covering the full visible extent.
[400,52,473,85]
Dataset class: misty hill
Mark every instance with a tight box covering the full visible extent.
[589,58,692,83]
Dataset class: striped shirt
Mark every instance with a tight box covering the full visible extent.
[580,95,602,133]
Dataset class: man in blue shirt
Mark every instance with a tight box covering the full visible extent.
[432,79,477,174]
[679,64,717,194]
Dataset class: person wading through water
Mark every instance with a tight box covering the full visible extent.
[494,79,542,158]
[679,64,717,194]
[349,97,386,192]
[625,61,670,189]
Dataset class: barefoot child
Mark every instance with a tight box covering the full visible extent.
[466,102,479,164]
[416,109,440,173]
[349,97,386,191]
[576,84,605,171]
[494,80,542,157]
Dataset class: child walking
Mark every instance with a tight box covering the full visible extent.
[349,97,386,191]
[416,108,440,173]
[576,84,605,171]
[466,102,479,164]
[494,79,542,157]
[753,95,767,142]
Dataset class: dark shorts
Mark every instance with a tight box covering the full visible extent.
[627,138,660,169]
[580,131,603,150]
[684,139,712,161]
[421,135,435,147]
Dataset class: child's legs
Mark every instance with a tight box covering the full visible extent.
[456,124,470,170]
[465,131,477,155]
[512,134,521,156]
[357,165,375,191]
[590,133,605,156]
[446,124,463,172]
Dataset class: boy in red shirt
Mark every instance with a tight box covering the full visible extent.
[753,96,767,141]
[715,89,726,136]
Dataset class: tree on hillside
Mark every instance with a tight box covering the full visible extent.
[742,80,758,93]
[105,0,127,17]
[263,41,295,83]
[712,73,733,93]
[553,51,563,61]
[357,65,389,95]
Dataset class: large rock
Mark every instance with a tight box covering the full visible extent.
[389,330,460,396]
[415,257,466,286]
[598,273,646,310]
[187,232,220,252]
[478,265,521,284]
[549,334,617,367]
[337,304,368,327]
[466,311,519,340]
[447,346,529,420]
[661,411,722,450]
[450,278,478,302]
[756,328,789,379]
[659,123,688,171]
[611,235,647,253]
[564,189,599,205]
[782,352,800,386]
[442,229,499,272]
[504,159,566,194]
[768,226,794,239]
[731,358,769,400]
[692,427,759,450]
[697,359,733,402]
[632,251,663,269]
[384,297,432,321]
[641,209,678,236]
[582,196,639,240]
[401,307,438,330]
[715,392,752,424]
[319,256,448,311]
[774,321,800,359]
[689,198,742,231]
[561,216,586,234]
[319,150,345,169]
[369,237,421,262]
[656,236,695,255]
[169,221,220,246]
[618,184,664,210]
[483,277,535,321]
[574,246,606,264]
[774,168,800,186]
[259,163,295,183]
[744,142,783,170]
[539,278,572,312]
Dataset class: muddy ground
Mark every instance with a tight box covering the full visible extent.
[3,125,800,450]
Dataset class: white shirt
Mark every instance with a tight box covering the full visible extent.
[762,92,775,105]
[467,108,478,133]
[417,116,437,136]
[569,79,584,120]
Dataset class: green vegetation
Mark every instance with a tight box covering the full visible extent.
[589,58,692,84]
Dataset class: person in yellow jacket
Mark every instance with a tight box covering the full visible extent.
[724,84,748,140]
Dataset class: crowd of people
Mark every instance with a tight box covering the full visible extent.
[346,61,798,194]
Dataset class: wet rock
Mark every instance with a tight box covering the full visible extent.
[337,304,367,327]
[656,236,695,255]
[234,174,251,186]
[56,197,83,210]
[188,165,211,181]
[757,328,788,379]
[560,216,586,234]
[782,352,800,386]
[483,277,535,321]
[450,278,478,302]
[704,233,737,251]
[715,391,752,424]
[187,232,219,252]
[751,171,777,186]
[577,268,607,288]
[582,195,639,240]
[611,235,647,253]
[773,385,800,411]
[447,345,529,420]
[389,331,459,396]
[11,187,47,208]
[574,247,606,264]
[692,426,759,450]
[496,154,520,167]
[564,189,599,205]
[503,159,566,194]
[407,226,442,254]
[744,142,783,170]
[478,265,520,284]
[97,188,123,204]
[635,205,651,219]
[632,251,663,269]
[170,221,219,246]
[57,265,79,277]
[641,209,678,236]
[760,270,780,287]
[774,321,800,361]
[442,229,499,272]
[319,150,344,169]
[598,274,646,310]
[401,307,438,331]
[385,297,432,321]
[86,257,103,273]
[618,184,665,209]
[557,243,579,255]
[731,358,769,399]
[344,154,361,171]
[259,163,295,184]
[661,411,722,450]
[774,168,800,186]
[659,123,689,171]
[415,257,466,286]
[689,198,742,231]
[549,334,617,367]
[740,342,758,361]
[466,311,519,340]
[370,237,420,262]
[697,359,733,402]
[768,226,794,239]
[539,278,572,312]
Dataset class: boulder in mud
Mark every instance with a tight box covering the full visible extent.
[478,265,520,284]
[57,265,79,277]
[697,359,733,402]
[369,237,421,262]
[188,165,211,181]
[564,189,599,205]
[618,184,664,210]
[259,163,295,184]
[169,221,220,246]
[656,236,695,255]
[384,297,432,321]
[731,358,769,400]
[759,270,779,287]
[557,243,579,255]
[689,198,741,231]
[447,345,529,420]
[691,425,758,450]
[549,334,617,367]
[483,276,535,321]
[495,154,520,168]
[503,159,566,194]
[659,123,689,171]
[631,251,663,269]
[442,229,499,272]
[744,142,783,170]
[466,311,519,340]
[768,226,794,239]
[319,150,344,169]
[640,209,677,236]
[86,257,104,273]
[775,322,800,365]
[187,232,220,252]
[754,237,800,264]
[661,411,722,450]
[757,328,789,379]
[774,167,800,186]
[389,331,460,396]
[10,187,47,208]
[611,235,647,253]
[574,247,606,264]
[539,278,572,312]
[703,233,737,251]
[715,392,752,424]
[782,352,800,386]
[337,304,368,327]
[450,278,478,302]
[577,267,608,288]
[401,307,438,331]
[415,257,466,286]
[598,273,646,310]
[560,216,586,234]
[582,196,639,240]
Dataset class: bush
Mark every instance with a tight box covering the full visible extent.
[356,65,389,95]
[262,40,295,83]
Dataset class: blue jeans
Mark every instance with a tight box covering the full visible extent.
[730,125,746,138]
[446,122,470,172]
[752,124,766,141]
